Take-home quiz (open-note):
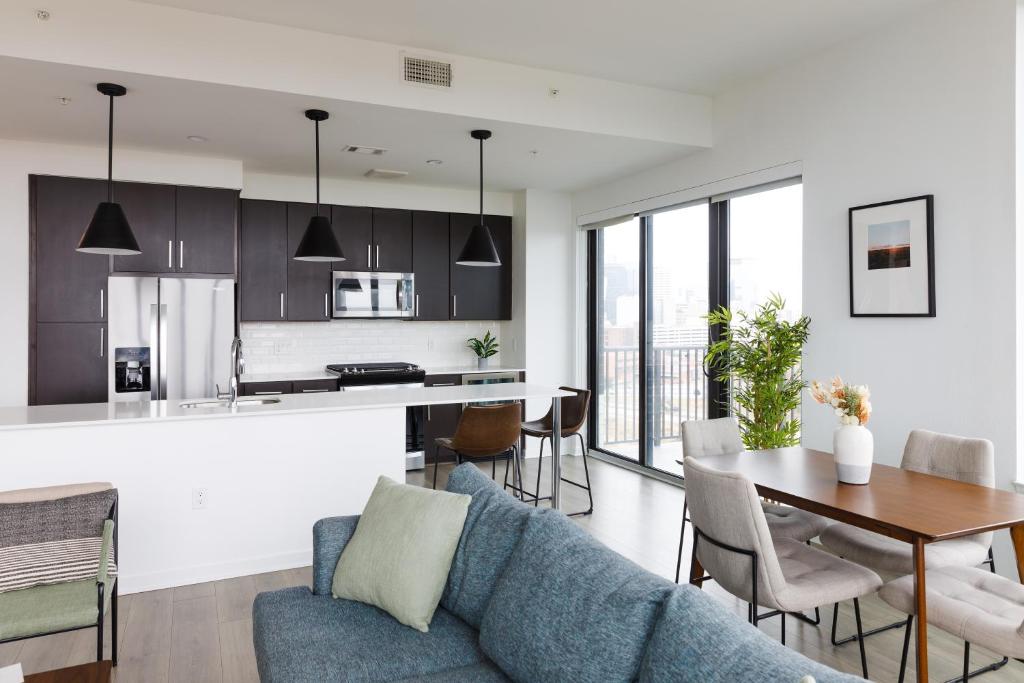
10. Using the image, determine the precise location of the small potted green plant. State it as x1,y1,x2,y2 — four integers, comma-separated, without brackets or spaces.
467,331,499,369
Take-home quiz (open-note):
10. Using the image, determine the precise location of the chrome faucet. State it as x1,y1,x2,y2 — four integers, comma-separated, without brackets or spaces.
218,336,245,406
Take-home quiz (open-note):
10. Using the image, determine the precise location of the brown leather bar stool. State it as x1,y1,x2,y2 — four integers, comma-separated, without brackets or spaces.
432,403,523,491
511,386,593,516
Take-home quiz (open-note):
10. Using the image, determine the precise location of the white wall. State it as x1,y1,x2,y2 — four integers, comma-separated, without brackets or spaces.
0,138,243,407
574,0,1020,566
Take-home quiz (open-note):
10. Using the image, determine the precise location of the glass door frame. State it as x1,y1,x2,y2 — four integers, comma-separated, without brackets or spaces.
587,200,731,474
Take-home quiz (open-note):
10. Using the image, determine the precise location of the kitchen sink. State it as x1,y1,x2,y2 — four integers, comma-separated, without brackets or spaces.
179,398,282,409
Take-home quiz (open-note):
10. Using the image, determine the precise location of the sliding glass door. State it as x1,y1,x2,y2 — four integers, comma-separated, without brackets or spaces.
588,181,802,475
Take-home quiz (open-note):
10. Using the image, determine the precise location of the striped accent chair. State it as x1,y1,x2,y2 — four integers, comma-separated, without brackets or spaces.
0,483,119,665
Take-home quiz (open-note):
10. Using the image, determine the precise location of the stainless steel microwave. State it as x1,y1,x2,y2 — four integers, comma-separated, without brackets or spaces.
331,271,415,318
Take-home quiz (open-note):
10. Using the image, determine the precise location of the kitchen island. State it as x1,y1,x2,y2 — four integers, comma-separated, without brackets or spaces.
0,383,572,593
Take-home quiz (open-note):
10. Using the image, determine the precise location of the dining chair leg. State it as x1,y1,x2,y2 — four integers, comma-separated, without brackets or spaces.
111,583,118,666
831,599,905,646
576,432,594,514
533,436,547,507
674,502,688,584
853,598,869,679
432,448,442,490
96,582,105,662
781,612,786,646
898,615,913,683
939,645,1010,683
491,453,497,480
962,642,971,683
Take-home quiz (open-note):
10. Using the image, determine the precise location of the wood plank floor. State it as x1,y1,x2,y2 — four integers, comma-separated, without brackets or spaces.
3,455,1020,681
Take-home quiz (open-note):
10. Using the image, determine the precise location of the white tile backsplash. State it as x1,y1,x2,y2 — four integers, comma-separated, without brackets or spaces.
240,320,511,375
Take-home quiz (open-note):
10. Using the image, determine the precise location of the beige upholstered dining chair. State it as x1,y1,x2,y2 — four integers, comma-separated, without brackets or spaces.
684,457,882,679
878,565,1023,682
674,417,832,583
821,429,996,648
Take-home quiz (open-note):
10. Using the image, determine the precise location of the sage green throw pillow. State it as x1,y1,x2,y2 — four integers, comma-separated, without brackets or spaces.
332,476,471,632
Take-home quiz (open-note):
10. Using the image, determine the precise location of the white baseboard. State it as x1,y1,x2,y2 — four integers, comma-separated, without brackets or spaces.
119,550,311,594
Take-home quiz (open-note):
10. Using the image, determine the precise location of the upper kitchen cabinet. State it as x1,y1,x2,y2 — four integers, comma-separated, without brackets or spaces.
112,181,176,273
449,213,512,320
371,208,413,272
32,176,110,323
330,205,373,271
411,211,450,321
240,199,288,322
287,202,332,321
175,186,238,274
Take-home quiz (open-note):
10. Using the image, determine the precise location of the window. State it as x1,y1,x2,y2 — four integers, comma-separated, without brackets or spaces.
588,181,802,476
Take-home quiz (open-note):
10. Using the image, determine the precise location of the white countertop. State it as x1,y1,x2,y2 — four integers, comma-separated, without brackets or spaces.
239,366,524,383
0,383,570,432
422,365,525,376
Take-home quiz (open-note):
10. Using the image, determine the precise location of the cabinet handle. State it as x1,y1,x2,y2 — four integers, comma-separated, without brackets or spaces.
99,327,104,358
100,289,105,319
168,240,173,269
179,241,184,269
375,245,380,269
324,292,330,318
415,294,419,317
301,388,329,393
432,382,455,387
453,295,457,318
367,244,371,267
254,391,283,395
279,292,285,319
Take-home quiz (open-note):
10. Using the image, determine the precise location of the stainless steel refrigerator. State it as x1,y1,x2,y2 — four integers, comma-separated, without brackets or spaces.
107,276,234,403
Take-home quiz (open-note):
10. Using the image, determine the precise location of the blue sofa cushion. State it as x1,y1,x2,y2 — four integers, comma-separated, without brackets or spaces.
393,661,511,682
478,509,675,683
253,586,487,683
312,515,360,596
638,586,863,683
441,463,535,628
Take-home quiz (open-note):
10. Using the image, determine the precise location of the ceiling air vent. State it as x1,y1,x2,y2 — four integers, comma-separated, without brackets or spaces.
344,144,387,155
403,55,452,88
365,169,409,180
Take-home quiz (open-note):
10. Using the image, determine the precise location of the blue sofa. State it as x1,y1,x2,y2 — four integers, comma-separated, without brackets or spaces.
253,464,859,682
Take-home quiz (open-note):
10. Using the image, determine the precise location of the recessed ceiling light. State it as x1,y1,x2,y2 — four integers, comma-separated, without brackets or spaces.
187,135,208,143
36,9,50,21
425,159,443,165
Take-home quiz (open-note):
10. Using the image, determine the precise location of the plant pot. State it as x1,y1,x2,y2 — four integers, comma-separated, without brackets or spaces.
833,424,873,485
477,357,489,370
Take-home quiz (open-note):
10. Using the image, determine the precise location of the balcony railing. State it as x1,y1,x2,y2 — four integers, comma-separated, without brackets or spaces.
597,345,708,446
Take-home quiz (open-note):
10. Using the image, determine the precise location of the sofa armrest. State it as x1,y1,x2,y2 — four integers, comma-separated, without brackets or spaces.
312,515,360,595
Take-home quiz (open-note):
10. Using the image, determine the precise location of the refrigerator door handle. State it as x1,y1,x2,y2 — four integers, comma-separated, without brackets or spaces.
158,303,168,400
150,303,160,400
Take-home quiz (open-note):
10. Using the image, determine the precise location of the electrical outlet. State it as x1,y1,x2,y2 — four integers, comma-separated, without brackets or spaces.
192,487,209,510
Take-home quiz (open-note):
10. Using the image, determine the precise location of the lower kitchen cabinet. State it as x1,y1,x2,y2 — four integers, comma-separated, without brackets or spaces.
239,381,293,396
292,379,339,393
34,323,107,405
422,374,462,465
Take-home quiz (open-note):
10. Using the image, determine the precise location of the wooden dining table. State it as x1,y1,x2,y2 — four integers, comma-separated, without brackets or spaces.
688,447,1024,683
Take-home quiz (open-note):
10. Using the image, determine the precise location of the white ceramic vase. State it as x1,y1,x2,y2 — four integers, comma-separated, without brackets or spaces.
833,424,873,485
477,356,489,369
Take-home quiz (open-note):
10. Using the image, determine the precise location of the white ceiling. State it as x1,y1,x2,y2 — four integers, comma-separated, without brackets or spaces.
0,57,699,192
136,0,938,94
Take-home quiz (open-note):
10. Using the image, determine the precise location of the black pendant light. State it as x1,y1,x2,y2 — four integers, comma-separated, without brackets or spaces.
456,129,501,267
77,83,141,255
294,109,345,262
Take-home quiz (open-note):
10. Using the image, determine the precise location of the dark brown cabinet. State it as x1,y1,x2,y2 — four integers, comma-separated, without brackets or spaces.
175,186,237,274
287,203,332,321
331,205,373,271
33,322,107,405
32,176,110,323
450,213,512,320
292,379,340,393
240,200,288,322
423,374,462,464
411,211,450,321
112,181,176,273
371,208,413,272
239,381,293,396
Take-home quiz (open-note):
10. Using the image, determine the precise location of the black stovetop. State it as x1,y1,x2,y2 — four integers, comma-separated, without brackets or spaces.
326,362,425,386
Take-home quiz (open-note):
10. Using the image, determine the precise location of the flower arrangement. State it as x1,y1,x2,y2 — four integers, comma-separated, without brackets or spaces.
810,377,872,426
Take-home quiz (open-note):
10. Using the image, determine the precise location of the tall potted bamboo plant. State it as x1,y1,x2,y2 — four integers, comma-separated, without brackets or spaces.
704,294,811,450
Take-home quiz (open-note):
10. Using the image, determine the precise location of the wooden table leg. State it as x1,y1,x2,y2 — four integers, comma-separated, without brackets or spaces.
912,537,928,683
1010,524,1024,582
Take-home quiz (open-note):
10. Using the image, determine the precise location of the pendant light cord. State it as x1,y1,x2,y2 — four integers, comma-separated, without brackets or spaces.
314,119,321,215
107,94,114,203
478,136,484,224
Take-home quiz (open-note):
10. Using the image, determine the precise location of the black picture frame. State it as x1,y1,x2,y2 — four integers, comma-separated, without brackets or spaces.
848,194,934,318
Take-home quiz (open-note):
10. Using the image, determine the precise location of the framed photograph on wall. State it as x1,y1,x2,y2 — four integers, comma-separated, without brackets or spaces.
849,195,934,317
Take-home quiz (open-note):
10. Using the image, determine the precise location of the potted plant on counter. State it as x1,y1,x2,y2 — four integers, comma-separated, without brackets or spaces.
704,293,811,450
467,331,499,369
